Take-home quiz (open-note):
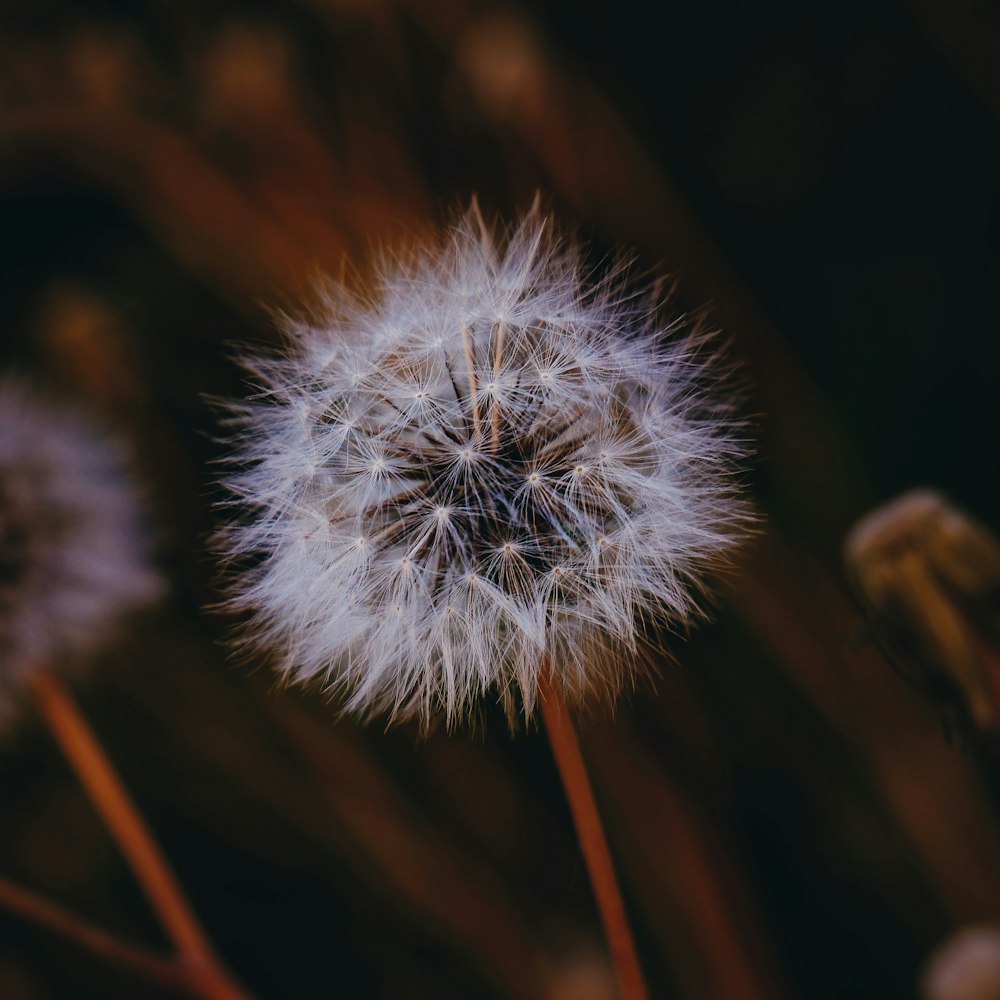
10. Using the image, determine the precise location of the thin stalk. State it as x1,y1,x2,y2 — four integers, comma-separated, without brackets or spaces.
0,873,188,991
26,669,253,1000
538,674,648,1000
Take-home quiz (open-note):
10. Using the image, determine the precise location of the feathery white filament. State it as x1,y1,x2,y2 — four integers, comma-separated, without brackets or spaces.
220,209,748,726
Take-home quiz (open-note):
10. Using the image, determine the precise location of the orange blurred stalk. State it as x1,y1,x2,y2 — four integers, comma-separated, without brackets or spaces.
538,674,648,1000
0,872,190,991
27,669,253,1000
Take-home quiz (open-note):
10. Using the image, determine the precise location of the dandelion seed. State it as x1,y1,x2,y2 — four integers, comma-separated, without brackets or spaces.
218,207,749,727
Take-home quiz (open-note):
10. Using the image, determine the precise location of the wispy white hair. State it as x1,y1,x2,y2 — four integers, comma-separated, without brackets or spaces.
0,382,162,707
218,207,750,727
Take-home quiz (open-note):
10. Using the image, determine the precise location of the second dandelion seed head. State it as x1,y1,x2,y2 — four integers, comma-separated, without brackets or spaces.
221,207,749,727
0,381,162,706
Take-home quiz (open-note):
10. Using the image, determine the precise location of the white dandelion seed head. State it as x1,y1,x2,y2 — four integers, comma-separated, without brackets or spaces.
0,381,162,709
218,207,750,727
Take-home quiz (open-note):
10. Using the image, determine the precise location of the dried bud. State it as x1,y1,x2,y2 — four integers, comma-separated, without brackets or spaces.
845,489,1000,731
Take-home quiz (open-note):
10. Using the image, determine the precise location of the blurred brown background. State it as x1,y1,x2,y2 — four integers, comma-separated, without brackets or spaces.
1,0,999,997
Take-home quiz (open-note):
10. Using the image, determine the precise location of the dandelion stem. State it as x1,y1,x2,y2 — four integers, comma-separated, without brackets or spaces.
538,674,648,1000
26,669,254,1000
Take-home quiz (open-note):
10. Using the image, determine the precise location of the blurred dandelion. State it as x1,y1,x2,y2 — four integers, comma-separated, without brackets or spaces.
0,381,252,1000
0,380,160,710
219,204,749,727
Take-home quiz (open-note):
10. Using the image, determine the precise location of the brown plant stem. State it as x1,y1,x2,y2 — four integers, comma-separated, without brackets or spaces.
26,668,253,1000
538,674,648,1000
0,873,188,991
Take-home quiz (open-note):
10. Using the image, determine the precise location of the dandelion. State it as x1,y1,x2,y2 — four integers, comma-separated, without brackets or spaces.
0,382,252,1000
0,380,160,705
218,204,750,1000
219,205,748,727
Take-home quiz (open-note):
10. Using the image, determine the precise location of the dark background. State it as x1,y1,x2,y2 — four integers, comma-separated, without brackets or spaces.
1,0,999,997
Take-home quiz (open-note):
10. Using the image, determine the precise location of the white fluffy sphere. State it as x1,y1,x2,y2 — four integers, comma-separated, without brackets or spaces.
219,209,749,726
